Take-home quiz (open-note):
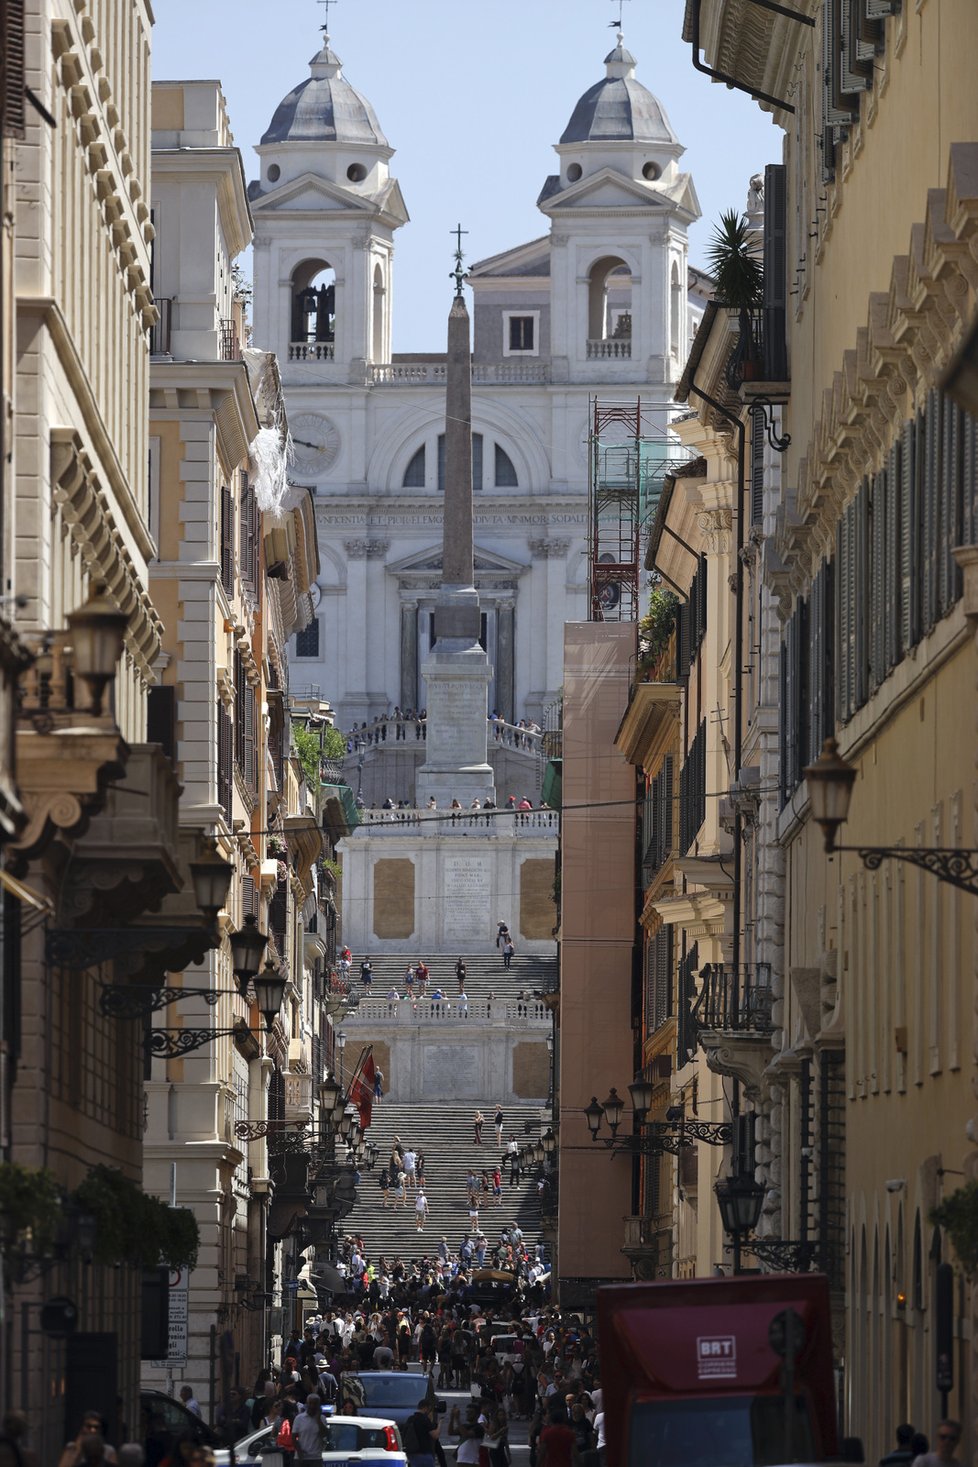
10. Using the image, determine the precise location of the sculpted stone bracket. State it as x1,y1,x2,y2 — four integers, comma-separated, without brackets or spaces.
698,1029,771,1102
10,724,129,871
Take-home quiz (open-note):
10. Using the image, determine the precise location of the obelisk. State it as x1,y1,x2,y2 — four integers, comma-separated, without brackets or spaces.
415,231,495,808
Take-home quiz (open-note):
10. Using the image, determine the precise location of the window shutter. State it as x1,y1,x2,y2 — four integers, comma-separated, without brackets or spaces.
835,506,853,723
1,0,26,140
244,681,255,791
147,685,177,763
854,484,870,710
885,441,900,671
900,418,918,653
797,599,810,787
940,395,962,616
220,484,234,594
763,164,788,382
841,0,873,93
922,394,940,634
963,407,978,550
869,471,884,695
750,411,765,526
780,639,790,808
663,755,674,853
823,559,836,743
810,569,824,764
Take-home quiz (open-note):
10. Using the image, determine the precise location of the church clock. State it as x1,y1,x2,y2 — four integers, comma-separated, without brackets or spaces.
290,413,340,476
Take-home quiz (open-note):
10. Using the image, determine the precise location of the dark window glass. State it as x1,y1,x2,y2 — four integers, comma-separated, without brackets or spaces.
295,619,320,659
495,444,518,487
403,445,426,488
508,316,534,351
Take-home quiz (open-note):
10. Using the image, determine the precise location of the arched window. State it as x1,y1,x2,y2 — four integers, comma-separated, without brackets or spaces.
291,259,336,347
494,444,518,487
438,433,483,492
587,256,632,358
402,446,426,488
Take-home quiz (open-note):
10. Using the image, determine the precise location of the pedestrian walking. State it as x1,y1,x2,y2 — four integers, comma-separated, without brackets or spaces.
494,1105,504,1145
466,1169,479,1206
416,1150,426,1189
402,1147,417,1191
913,1423,962,1467
415,1190,429,1232
379,1166,390,1208
506,1135,520,1185
455,957,467,994
881,1427,917,1467
502,937,515,970
479,1170,491,1208
359,958,373,987
492,1167,502,1206
473,1109,484,1143
374,1068,384,1102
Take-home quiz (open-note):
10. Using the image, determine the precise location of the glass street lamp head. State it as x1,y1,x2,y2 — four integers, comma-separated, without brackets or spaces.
319,1073,341,1114
628,1074,655,1122
190,841,234,920
66,580,130,717
714,1169,765,1239
804,737,857,853
336,1030,347,1054
584,1097,604,1139
602,1087,625,1136
541,1126,556,1156
229,914,269,989
253,962,286,1031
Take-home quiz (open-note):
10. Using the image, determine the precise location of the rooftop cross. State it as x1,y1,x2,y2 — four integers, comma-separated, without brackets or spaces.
450,223,469,297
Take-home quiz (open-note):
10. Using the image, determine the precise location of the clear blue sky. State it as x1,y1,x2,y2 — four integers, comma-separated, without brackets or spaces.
152,0,781,352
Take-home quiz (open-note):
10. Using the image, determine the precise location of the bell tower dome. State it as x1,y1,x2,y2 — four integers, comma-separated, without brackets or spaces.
249,32,408,384
538,35,700,385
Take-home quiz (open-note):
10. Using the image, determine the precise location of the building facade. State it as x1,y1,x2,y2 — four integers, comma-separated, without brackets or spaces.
680,0,978,1452
143,80,322,1412
248,30,703,742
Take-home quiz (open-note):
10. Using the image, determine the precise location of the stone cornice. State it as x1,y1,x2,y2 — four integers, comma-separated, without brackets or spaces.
51,430,162,679
774,145,978,600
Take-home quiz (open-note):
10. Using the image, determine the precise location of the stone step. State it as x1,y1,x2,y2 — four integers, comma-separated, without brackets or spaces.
347,953,556,1000
345,1100,548,1258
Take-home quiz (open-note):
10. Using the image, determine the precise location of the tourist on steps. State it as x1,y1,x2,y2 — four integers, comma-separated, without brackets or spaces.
415,1189,429,1232
473,1109,484,1143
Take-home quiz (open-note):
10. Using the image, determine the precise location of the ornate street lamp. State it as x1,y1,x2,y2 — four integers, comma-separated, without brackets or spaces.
714,1168,765,1275
252,963,286,1031
584,1097,605,1140
318,1073,342,1115
189,842,234,921
628,1074,655,1123
805,737,978,894
602,1087,625,1137
66,581,130,717
541,1126,557,1157
229,914,269,992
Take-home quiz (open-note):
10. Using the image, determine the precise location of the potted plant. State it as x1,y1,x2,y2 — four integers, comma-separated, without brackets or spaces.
707,210,764,381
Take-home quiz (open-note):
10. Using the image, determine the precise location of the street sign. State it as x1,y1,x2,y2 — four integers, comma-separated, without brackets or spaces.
148,1268,189,1367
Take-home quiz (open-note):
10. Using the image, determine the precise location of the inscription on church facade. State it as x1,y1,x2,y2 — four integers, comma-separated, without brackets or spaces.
442,854,491,941
319,511,587,529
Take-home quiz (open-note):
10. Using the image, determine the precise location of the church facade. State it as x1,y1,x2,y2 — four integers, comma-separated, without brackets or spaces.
249,32,703,734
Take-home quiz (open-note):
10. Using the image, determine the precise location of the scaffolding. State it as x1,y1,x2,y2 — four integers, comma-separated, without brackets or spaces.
588,398,693,622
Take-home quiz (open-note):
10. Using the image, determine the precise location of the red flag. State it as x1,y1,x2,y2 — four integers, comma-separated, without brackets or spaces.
349,1047,375,1131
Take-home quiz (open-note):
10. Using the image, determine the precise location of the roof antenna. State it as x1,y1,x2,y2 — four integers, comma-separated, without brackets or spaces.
318,0,337,35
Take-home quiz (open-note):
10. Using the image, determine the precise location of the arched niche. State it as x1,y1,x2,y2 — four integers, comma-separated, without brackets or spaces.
671,260,682,358
372,261,386,363
291,257,337,345
587,254,633,345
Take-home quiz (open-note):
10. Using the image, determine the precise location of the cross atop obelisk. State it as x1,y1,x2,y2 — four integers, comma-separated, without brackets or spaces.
415,232,494,807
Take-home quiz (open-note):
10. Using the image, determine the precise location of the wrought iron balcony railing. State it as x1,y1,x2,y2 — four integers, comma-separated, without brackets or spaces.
693,962,774,1035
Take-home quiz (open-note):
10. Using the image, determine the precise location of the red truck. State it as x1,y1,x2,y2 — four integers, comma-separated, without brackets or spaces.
598,1274,858,1467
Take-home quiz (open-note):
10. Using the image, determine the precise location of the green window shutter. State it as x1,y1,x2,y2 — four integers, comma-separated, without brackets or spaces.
854,484,870,710
940,395,962,615
922,393,940,633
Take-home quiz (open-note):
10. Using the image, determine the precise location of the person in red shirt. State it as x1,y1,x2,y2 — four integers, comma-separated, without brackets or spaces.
537,1401,575,1467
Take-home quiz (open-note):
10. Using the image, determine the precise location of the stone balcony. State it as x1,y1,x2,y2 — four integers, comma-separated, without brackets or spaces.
342,995,550,1028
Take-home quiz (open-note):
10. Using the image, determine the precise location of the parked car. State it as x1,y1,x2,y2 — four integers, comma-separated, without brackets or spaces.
212,1414,405,1467
140,1390,220,1449
490,1333,526,1371
342,1373,447,1431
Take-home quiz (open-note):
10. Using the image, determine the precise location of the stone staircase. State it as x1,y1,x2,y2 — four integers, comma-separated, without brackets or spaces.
344,1098,549,1260
350,951,557,1002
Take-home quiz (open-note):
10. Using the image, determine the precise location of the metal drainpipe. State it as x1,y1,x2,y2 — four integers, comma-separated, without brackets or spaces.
684,373,746,1113
688,0,801,115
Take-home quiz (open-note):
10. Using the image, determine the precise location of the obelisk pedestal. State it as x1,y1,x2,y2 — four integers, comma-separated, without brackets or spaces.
415,290,495,808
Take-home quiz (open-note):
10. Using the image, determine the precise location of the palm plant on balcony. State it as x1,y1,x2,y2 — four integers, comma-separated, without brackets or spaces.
707,210,764,381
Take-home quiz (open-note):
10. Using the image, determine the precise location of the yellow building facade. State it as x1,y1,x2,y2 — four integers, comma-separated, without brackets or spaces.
688,0,978,1451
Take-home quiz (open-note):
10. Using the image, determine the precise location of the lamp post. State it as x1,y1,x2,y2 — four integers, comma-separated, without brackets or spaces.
805,737,978,895
714,1168,765,1275
188,841,234,922
335,1029,346,1086
229,914,270,994
65,580,130,717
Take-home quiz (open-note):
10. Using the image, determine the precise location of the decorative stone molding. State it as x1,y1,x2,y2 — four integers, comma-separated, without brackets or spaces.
696,508,733,553
776,145,978,597
51,431,162,680
699,1032,771,1102
528,538,570,559
10,727,128,870
344,539,390,560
